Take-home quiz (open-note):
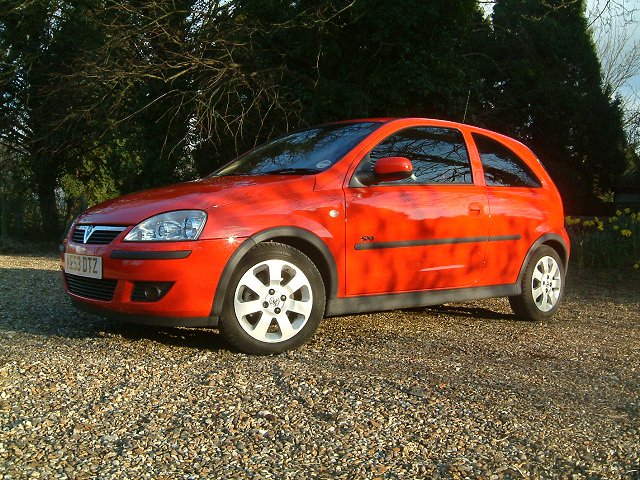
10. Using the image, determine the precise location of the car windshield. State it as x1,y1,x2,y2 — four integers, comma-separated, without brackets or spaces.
212,122,382,176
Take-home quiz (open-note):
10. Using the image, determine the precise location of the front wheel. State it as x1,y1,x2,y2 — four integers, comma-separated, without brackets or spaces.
509,245,565,321
219,242,325,355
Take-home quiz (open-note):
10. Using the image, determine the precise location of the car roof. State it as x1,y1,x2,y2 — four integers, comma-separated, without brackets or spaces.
321,117,533,154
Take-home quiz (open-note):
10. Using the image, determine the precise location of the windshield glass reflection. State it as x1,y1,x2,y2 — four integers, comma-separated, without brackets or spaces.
212,122,382,176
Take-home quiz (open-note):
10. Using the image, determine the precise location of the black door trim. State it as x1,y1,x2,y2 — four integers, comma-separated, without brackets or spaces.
354,234,521,251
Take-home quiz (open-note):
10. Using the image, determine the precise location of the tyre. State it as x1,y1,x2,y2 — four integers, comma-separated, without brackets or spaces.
509,245,565,321
219,242,325,355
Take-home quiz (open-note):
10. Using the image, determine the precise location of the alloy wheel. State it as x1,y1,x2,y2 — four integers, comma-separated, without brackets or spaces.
531,255,562,312
233,259,313,343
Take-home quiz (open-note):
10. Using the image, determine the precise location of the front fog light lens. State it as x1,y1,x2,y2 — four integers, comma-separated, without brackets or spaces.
125,210,207,241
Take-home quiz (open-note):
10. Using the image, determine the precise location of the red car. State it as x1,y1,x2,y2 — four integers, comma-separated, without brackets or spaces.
61,118,569,354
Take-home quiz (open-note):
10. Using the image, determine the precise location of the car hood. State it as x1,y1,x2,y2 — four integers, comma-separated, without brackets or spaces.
76,175,316,225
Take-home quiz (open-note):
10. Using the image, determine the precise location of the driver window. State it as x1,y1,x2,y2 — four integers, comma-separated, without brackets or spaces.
354,127,473,185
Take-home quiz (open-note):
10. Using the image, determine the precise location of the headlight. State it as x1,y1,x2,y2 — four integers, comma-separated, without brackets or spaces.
125,210,207,241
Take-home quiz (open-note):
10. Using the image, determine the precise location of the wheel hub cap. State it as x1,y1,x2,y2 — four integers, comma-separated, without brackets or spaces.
265,292,284,311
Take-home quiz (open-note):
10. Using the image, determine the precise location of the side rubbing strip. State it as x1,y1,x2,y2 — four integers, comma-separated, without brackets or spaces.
110,250,192,260
354,234,521,251
489,234,521,242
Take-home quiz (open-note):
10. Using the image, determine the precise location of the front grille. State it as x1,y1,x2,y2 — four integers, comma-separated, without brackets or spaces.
65,273,117,301
72,226,126,245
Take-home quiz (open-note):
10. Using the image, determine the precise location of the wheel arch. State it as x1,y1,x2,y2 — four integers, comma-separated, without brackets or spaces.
516,233,569,285
210,227,338,318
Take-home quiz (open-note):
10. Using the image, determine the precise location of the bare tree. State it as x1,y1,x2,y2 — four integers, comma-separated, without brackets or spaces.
62,0,356,160
588,0,640,149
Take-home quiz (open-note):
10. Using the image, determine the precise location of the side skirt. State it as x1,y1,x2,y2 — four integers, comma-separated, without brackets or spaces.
325,284,521,316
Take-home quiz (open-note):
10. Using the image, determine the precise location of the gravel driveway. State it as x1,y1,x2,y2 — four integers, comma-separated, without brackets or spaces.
0,253,638,479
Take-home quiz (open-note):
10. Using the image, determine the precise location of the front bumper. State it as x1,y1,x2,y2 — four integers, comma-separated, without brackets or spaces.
61,237,239,325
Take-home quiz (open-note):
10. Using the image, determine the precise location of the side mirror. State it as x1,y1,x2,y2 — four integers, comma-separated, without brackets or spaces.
373,156,413,182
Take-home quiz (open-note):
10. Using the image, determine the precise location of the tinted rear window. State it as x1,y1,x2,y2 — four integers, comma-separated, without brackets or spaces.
473,133,541,188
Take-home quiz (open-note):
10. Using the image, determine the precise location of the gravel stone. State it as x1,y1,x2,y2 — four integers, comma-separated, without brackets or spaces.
0,253,639,478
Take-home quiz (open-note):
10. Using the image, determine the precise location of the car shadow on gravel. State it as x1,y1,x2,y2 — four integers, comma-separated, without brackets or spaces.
0,266,234,352
414,304,515,321
101,320,231,352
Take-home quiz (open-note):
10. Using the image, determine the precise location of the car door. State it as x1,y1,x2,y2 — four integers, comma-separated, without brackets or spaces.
344,125,489,296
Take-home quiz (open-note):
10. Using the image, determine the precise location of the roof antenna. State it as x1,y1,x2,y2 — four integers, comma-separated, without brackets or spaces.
463,89,471,123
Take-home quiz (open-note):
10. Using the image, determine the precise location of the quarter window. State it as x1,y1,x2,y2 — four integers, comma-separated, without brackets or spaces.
473,133,541,187
358,127,473,185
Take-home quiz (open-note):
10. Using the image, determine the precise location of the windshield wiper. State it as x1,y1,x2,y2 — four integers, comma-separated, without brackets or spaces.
209,172,253,177
265,168,320,175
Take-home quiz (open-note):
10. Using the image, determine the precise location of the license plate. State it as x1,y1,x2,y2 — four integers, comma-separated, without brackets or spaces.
64,253,103,279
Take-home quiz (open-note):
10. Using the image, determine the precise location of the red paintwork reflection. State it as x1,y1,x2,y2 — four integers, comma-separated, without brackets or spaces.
61,118,569,321
78,176,316,226
345,185,489,294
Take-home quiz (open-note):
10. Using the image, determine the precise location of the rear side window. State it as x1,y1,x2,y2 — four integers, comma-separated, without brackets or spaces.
362,127,473,185
473,133,541,187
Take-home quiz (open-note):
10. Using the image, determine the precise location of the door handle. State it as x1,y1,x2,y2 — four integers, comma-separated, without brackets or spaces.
468,202,484,215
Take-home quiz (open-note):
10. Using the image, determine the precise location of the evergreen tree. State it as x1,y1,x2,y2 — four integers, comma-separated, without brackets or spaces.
287,0,487,123
0,1,105,237
486,0,627,212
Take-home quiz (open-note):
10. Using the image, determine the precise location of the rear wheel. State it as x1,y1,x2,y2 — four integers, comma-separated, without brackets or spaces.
509,245,564,321
220,242,325,355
